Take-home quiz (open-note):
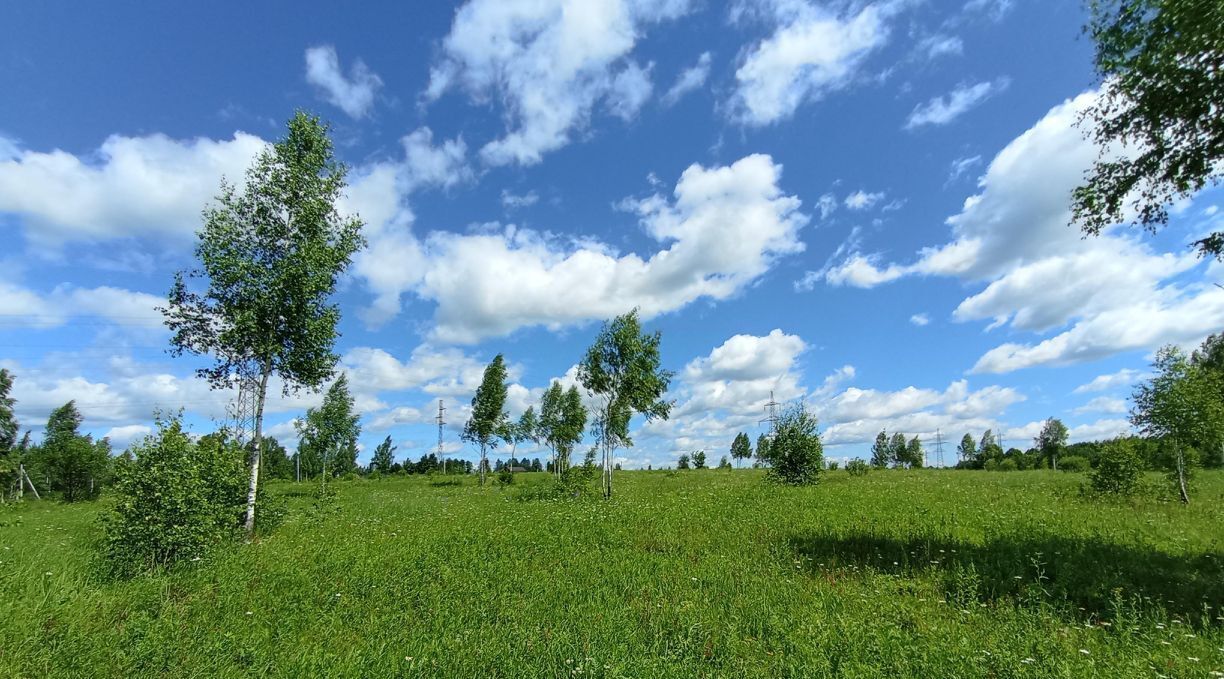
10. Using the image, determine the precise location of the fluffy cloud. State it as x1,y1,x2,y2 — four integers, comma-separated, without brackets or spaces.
1073,396,1128,415
662,52,712,106
641,329,811,454
817,380,1026,447
910,313,930,327
426,0,690,166
732,1,893,125
844,190,885,210
905,78,1009,129
0,132,265,246
356,153,808,342
1073,368,1145,394
819,90,1224,373
0,282,164,330
304,45,383,119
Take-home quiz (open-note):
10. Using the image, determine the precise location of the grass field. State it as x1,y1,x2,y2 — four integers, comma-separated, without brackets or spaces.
2,469,1222,678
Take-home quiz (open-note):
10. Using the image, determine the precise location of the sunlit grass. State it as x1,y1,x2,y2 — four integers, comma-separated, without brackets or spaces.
1,469,1221,677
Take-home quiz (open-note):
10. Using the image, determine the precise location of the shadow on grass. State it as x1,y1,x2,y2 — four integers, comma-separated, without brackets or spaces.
788,531,1224,626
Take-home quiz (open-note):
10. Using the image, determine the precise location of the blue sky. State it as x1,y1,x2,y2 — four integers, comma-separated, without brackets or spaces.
2,0,1222,468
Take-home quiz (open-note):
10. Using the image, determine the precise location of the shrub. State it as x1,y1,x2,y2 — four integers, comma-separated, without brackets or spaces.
983,459,1000,471
497,465,515,486
998,458,1018,472
1059,456,1090,473
1090,438,1144,496
100,416,248,577
846,459,869,477
827,461,840,471
763,404,824,486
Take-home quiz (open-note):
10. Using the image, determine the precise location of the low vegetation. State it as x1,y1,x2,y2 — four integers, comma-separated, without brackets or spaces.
2,470,1221,677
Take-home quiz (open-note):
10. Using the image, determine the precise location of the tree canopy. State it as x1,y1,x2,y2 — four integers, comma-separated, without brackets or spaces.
1073,0,1224,257
162,111,364,532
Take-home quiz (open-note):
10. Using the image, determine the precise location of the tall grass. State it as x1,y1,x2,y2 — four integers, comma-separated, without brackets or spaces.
1,470,1221,677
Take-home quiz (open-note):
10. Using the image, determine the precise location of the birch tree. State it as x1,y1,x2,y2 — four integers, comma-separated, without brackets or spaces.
462,354,510,486
577,310,673,499
163,111,364,534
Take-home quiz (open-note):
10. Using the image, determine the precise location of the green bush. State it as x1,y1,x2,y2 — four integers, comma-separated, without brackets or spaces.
1059,456,1090,473
496,465,515,486
100,416,249,577
983,459,1000,471
998,458,1018,472
764,404,824,486
1090,438,1144,496
846,459,869,477
827,461,840,471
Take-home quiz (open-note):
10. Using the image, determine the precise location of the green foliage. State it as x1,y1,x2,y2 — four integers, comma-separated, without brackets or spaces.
691,450,707,469
677,454,690,470
578,309,673,497
1035,418,1069,469
496,465,515,486
717,456,732,470
39,402,109,502
1091,438,1145,495
755,433,770,466
100,415,248,577
297,375,361,483
162,111,365,532
370,436,396,476
260,437,294,480
462,354,510,485
846,458,870,476
0,368,16,459
1059,456,1090,473
957,433,977,467
763,403,824,486
870,430,891,468
1074,0,1224,258
905,435,924,469
1132,345,1222,501
888,432,907,469
998,458,1019,472
730,432,752,466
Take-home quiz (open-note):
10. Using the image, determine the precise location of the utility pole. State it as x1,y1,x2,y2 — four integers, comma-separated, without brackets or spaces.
759,390,780,438
436,399,447,474
934,429,945,468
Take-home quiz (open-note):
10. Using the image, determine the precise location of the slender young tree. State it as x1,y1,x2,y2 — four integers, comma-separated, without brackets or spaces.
1132,345,1224,503
906,435,924,469
888,432,908,469
677,454,690,470
539,382,565,478
462,354,510,486
1034,418,1069,470
162,112,364,534
0,369,18,498
730,432,752,468
578,309,673,498
870,430,891,468
296,375,361,492
957,433,978,467
692,450,707,469
40,401,108,502
370,435,396,475
755,433,771,467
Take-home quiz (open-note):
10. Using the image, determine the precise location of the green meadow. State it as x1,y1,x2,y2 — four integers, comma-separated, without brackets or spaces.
2,469,1222,678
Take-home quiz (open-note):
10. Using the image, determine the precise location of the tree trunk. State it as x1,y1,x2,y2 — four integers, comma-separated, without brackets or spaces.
479,443,487,486
1176,447,1190,504
242,363,272,536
